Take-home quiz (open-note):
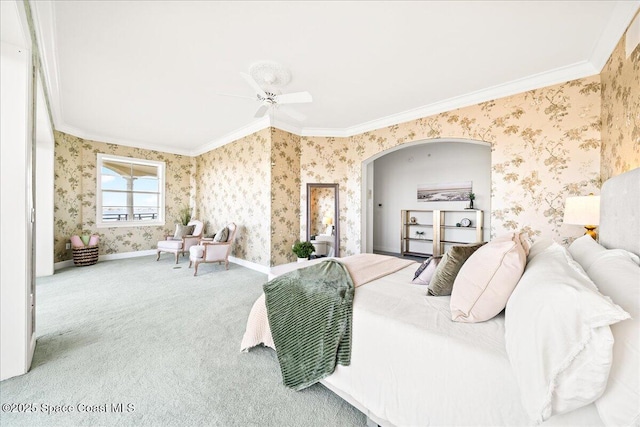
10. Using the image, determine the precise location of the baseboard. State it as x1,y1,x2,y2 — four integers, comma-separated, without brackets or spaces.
54,249,157,270
54,250,271,275
228,256,270,275
373,245,399,254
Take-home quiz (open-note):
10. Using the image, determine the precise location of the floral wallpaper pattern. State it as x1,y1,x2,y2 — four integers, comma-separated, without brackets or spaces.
58,25,640,266
269,128,301,266
54,131,193,262
299,77,602,255
55,75,603,266
600,18,640,181
195,128,301,267
195,129,272,266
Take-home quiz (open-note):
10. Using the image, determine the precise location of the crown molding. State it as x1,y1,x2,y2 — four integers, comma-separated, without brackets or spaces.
35,1,637,157
269,117,302,136
30,0,62,128
332,60,599,138
589,1,640,71
191,117,270,156
56,123,194,156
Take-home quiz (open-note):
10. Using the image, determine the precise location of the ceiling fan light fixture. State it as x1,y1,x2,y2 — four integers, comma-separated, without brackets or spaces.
249,61,291,88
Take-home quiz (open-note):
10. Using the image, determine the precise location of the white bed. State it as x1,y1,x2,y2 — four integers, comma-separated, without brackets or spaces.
244,167,639,427
319,265,603,427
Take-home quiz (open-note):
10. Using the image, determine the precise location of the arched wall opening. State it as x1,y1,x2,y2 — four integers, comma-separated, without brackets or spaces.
361,138,492,254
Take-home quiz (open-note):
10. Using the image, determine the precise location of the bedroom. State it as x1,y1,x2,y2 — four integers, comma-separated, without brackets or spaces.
1,1,639,426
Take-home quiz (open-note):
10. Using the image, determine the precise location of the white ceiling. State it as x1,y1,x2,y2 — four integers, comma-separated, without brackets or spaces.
32,1,639,156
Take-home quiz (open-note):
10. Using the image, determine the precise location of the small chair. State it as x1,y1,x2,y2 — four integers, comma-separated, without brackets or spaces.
157,219,204,264
189,222,237,276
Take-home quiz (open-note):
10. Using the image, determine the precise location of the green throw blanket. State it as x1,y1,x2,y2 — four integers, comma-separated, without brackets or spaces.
263,260,355,391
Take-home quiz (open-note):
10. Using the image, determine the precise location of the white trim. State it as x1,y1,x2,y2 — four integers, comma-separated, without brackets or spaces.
57,123,194,156
334,61,598,138
228,256,270,275
373,245,400,254
30,0,62,128
269,117,302,136
54,248,158,270
96,153,166,229
53,250,269,274
625,7,640,58
32,2,639,155
589,1,640,71
190,117,270,156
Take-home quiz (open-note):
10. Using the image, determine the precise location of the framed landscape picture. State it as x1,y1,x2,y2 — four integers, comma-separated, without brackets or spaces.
417,181,472,202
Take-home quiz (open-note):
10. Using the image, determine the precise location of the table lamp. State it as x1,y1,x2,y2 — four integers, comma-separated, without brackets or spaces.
322,216,334,235
563,194,600,239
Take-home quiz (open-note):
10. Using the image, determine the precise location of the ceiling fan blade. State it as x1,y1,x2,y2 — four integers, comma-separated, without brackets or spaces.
276,91,313,104
241,72,267,98
254,104,269,118
215,92,255,100
278,106,306,122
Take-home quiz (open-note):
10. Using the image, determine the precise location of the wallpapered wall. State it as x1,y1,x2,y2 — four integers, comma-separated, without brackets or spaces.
54,75,602,265
600,19,640,181
269,128,301,266
194,127,301,267
299,76,602,255
53,131,194,262
195,128,272,266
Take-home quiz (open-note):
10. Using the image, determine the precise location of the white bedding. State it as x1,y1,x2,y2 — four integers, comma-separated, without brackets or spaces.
320,264,604,427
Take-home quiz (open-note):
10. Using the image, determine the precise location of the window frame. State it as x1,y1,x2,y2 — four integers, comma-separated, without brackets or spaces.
96,153,165,228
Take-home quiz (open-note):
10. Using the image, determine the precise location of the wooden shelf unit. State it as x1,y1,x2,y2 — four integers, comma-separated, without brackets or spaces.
401,209,484,258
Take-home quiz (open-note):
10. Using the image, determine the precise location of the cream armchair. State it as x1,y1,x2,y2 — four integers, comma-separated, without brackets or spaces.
156,219,204,264
189,222,237,276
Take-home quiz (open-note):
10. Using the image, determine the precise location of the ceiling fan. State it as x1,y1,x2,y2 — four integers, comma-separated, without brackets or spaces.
218,61,312,121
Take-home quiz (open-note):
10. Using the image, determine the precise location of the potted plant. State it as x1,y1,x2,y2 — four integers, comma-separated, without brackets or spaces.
178,205,192,226
292,241,315,262
468,192,475,209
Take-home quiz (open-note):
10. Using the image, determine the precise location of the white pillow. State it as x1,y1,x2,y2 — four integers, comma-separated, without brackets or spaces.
526,237,554,262
580,246,640,427
450,232,526,322
569,234,640,270
505,243,630,423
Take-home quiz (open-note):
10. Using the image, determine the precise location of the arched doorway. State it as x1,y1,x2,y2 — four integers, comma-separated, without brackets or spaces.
361,138,491,255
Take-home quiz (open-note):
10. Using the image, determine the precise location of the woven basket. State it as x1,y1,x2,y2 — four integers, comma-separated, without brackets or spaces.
72,245,99,266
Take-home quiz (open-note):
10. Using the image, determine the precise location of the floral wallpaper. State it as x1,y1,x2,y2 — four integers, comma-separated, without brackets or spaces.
54,74,603,266
195,128,272,266
269,128,301,266
600,16,640,181
299,77,602,255
53,131,194,263
59,27,640,267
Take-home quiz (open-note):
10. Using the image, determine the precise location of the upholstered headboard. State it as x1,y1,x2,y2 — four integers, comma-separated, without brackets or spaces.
599,167,640,257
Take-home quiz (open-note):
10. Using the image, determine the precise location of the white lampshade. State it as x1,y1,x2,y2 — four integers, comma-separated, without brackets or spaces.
563,195,600,226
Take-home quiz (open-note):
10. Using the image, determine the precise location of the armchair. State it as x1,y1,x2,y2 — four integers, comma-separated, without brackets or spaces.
189,222,237,276
156,219,204,264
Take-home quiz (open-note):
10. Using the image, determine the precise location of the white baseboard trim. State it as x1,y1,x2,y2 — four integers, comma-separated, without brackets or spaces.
54,249,157,270
228,256,270,275
373,245,400,254
54,250,272,275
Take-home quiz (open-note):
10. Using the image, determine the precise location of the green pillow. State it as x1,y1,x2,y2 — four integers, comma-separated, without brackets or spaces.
428,243,485,296
80,235,91,246
213,226,229,242
173,224,195,239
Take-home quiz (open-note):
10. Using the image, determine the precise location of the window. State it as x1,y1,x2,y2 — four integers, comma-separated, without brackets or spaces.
97,154,165,228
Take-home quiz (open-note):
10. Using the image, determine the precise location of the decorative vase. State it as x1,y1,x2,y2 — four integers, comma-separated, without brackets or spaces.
297,257,308,263
469,200,474,209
